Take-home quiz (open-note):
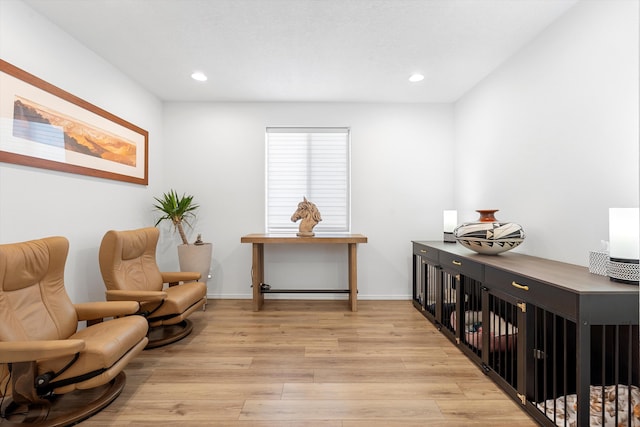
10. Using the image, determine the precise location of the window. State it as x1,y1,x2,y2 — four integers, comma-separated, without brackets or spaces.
266,127,350,233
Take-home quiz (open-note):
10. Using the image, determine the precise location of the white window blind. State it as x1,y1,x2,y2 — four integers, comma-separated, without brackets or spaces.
266,127,350,233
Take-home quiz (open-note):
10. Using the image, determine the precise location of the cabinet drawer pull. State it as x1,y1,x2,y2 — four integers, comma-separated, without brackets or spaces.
420,249,427,254
511,281,529,291
452,260,462,266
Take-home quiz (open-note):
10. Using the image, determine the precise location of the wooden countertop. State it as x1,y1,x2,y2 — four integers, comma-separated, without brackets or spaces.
242,233,368,244
413,241,638,295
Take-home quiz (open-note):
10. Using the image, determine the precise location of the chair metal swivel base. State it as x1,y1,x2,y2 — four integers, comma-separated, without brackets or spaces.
0,371,126,427
145,319,194,349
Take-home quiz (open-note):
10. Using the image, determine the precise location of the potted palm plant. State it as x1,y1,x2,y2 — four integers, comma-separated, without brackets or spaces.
153,189,212,284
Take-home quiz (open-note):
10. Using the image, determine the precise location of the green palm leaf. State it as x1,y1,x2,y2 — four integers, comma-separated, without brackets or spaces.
153,189,199,244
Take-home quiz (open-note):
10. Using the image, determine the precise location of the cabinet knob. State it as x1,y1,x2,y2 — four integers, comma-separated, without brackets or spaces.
452,260,462,266
511,281,529,291
420,249,427,253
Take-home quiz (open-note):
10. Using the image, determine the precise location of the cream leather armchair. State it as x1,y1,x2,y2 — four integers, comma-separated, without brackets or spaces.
99,227,207,349
0,236,149,426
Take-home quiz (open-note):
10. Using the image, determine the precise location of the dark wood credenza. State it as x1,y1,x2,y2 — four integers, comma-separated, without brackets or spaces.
412,241,639,426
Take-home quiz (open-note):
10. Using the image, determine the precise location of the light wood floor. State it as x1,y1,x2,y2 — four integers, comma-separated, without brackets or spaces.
84,299,538,426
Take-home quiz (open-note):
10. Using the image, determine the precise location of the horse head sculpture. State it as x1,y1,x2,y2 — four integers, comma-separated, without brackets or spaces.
291,197,322,237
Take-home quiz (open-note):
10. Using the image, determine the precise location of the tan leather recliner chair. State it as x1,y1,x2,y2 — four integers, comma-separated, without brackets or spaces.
0,236,149,426
99,227,207,349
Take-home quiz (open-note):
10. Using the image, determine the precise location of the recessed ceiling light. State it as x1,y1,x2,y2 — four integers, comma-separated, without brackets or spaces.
409,73,424,83
191,71,208,82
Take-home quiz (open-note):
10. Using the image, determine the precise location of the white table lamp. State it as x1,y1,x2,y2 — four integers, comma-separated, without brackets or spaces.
443,210,457,243
608,207,639,284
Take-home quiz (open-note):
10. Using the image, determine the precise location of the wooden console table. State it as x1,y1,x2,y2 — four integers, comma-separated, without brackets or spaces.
240,233,368,311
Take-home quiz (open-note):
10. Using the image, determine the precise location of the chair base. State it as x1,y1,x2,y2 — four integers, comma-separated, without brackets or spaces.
0,371,126,427
145,319,194,349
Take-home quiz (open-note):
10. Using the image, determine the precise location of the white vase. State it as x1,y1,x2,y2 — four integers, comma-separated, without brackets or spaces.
454,210,525,255
177,243,212,283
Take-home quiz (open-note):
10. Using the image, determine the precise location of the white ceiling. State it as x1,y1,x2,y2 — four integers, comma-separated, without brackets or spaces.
24,0,578,103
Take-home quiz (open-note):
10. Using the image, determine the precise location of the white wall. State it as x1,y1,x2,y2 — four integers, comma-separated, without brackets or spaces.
161,103,454,299
2,0,637,304
454,0,639,266
0,1,165,302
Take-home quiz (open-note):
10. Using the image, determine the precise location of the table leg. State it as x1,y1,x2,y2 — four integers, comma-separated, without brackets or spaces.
348,243,358,312
252,243,264,311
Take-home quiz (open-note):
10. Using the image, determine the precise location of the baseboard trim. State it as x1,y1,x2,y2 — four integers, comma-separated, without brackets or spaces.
206,293,411,300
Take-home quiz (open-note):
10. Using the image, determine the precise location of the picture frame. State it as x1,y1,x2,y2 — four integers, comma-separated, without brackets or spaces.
0,59,148,185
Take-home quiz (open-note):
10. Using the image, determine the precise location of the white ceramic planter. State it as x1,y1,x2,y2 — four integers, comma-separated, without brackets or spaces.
177,243,212,283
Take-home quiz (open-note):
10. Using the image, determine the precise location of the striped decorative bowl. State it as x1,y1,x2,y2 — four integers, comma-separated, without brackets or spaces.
454,210,525,255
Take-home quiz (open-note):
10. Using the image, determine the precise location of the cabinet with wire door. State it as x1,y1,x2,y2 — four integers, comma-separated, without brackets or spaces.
438,250,483,349
411,241,639,427
485,264,639,427
412,242,440,323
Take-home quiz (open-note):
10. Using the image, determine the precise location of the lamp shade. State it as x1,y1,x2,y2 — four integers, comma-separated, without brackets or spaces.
443,210,457,233
443,210,457,243
609,208,639,260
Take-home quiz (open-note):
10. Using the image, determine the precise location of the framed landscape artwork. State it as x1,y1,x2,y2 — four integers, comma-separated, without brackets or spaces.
0,59,148,185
